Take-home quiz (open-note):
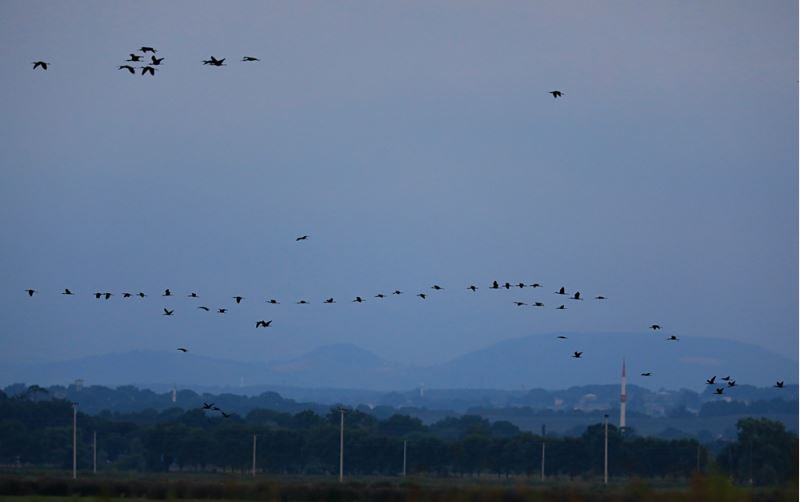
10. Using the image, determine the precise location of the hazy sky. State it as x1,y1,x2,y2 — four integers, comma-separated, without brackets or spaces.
1,1,796,374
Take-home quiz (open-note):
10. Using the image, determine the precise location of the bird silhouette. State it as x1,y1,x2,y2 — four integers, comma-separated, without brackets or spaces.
714,387,724,395
203,56,226,66
706,376,716,385
375,294,385,298
233,296,244,304
296,235,309,241
641,372,652,376
467,285,478,292
491,281,500,289
267,299,280,304
140,47,156,54
122,293,132,298
221,411,231,418
163,289,172,297
202,402,214,409
595,296,607,300
242,56,260,62
32,61,48,70
572,351,583,358
417,293,427,299
103,293,112,300
504,282,511,290
212,406,221,411
513,301,527,306
126,54,142,62
296,300,309,305
163,308,174,316
555,287,566,295
533,302,545,307
530,283,542,288
650,324,661,330
150,56,164,65
774,381,784,388
431,285,443,290
137,292,146,298
556,335,567,339
25,289,36,297
197,306,210,311
94,292,102,299
392,290,403,295
177,347,188,352
141,66,156,76
353,297,365,303
666,335,679,341
255,320,272,328
556,305,566,310
571,292,582,300
118,65,135,74
720,376,731,381
549,90,563,98
188,292,199,298
61,289,73,295
217,308,227,314
324,298,336,304
727,380,736,387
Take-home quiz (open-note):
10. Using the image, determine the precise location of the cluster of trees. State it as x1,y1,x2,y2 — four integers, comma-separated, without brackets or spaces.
0,388,795,485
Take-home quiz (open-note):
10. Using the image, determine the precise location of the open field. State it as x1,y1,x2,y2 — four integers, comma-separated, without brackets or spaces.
0,472,796,502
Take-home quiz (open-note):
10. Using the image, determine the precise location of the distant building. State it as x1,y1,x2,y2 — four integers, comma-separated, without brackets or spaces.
620,359,627,430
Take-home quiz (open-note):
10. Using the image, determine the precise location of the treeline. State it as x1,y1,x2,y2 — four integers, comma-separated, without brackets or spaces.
0,390,796,485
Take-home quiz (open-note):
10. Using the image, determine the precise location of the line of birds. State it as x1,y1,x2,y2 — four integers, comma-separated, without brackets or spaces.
32,46,262,75
201,401,232,418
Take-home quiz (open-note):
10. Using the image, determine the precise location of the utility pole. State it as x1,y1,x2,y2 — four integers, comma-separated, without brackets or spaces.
402,440,407,477
252,434,257,477
541,424,546,482
72,403,78,480
339,408,345,483
92,431,97,474
603,414,609,486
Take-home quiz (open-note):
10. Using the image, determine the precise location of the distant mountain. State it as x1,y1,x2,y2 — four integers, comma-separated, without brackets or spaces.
1,333,795,392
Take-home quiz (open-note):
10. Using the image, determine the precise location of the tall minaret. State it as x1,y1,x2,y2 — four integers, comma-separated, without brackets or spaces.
619,358,627,431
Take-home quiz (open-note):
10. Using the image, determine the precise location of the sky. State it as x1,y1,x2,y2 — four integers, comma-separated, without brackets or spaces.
0,1,797,379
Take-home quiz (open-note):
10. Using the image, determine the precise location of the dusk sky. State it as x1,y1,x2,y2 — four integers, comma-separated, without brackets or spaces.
1,1,796,379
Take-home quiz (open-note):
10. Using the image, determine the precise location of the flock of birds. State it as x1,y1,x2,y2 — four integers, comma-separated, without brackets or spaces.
23,47,785,399
31,46,262,76
21,235,787,395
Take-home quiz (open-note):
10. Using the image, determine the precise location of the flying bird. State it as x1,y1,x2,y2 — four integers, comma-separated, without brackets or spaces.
141,66,156,76
150,56,164,65
118,65,135,74
25,289,36,297
197,306,210,311
242,56,260,62
431,285,443,290
714,387,724,395
417,293,427,299
393,290,403,295
296,300,309,305
62,289,73,295
353,297,365,303
103,293,112,300
641,372,652,376
666,335,679,341
233,296,244,304
255,320,272,328
122,293,132,298
296,235,309,241
555,287,566,295
202,402,214,409
467,285,478,292
706,376,716,385
188,292,199,298
720,376,731,381
177,347,188,352
324,298,335,304
649,324,661,330
549,90,563,98
530,283,542,288
163,289,172,297
32,61,48,70
595,296,607,300
203,56,226,66
513,301,527,306
571,292,582,300
221,412,231,418
490,281,500,289
163,308,174,316
556,335,567,339
267,299,280,304
503,282,511,290
572,351,583,358
94,292,102,299
137,292,146,298
140,46,157,53
533,302,545,307
556,305,566,310
727,380,736,387
126,54,142,62
375,294,385,298
217,308,227,314
774,381,784,388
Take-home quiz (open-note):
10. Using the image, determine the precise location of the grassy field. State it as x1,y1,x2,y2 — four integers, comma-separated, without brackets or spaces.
0,471,795,501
